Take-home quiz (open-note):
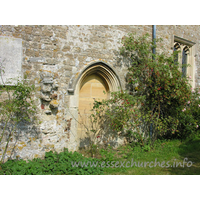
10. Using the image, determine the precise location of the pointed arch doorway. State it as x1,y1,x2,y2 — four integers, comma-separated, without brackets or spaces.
68,61,122,149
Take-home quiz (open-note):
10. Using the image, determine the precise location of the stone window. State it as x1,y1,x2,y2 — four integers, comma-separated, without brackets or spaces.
173,36,196,88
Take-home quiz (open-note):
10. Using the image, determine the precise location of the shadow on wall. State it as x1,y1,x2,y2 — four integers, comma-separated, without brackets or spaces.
79,130,126,150
0,119,41,163
113,49,133,91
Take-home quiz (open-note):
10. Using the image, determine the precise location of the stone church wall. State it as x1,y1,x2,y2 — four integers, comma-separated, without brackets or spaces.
0,25,200,161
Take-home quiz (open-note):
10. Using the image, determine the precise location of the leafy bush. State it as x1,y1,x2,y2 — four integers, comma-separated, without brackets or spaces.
92,91,146,146
120,33,196,140
99,146,115,162
91,33,200,146
0,149,104,175
176,88,200,140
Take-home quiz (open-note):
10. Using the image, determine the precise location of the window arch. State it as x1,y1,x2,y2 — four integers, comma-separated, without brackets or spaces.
182,46,189,77
173,36,196,88
173,42,181,64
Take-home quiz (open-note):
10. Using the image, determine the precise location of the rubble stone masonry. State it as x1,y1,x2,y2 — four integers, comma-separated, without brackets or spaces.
0,25,199,161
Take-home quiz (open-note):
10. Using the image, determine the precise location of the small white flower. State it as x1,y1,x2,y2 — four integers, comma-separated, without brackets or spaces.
182,108,186,112
197,125,199,128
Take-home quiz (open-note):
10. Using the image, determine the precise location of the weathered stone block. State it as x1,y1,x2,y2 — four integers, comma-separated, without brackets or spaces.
49,100,59,109
29,57,46,63
40,92,51,101
41,84,52,92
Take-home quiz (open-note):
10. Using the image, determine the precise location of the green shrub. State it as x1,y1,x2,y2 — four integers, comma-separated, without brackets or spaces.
176,88,200,140
91,33,200,146
99,147,115,162
0,149,104,175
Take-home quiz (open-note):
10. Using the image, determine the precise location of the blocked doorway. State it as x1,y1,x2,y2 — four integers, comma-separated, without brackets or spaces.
78,74,109,139
68,61,122,150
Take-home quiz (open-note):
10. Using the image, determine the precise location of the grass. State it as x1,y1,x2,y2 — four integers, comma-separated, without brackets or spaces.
111,138,200,175
80,136,200,175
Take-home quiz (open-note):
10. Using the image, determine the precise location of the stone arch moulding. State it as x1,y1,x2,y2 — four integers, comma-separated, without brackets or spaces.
67,60,122,151
67,60,122,96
